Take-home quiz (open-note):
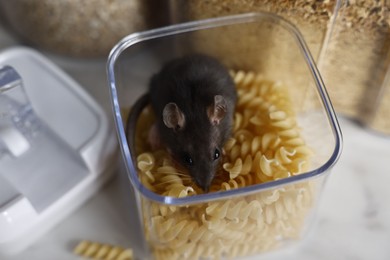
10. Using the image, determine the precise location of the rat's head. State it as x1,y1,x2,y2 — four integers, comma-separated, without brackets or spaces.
162,95,231,192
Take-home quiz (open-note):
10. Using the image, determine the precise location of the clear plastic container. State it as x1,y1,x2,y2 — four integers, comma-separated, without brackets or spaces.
107,13,342,260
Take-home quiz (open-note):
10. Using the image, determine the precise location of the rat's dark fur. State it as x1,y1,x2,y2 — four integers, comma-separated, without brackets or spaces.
149,54,237,191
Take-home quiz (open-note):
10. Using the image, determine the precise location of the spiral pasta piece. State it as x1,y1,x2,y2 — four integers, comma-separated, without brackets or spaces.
223,158,242,179
74,240,133,260
131,70,316,260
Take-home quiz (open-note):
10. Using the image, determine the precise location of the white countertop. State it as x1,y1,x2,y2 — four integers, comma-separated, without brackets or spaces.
1,24,390,260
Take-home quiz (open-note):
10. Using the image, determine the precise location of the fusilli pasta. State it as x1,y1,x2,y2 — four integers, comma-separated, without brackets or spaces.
74,240,133,260
132,70,316,259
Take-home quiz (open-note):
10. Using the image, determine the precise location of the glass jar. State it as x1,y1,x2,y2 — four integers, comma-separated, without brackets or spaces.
320,0,390,134
0,0,167,57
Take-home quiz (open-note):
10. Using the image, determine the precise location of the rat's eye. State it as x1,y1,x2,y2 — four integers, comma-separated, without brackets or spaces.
214,148,220,160
183,153,193,166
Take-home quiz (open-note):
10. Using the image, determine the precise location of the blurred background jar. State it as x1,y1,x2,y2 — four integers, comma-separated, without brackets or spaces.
0,0,168,58
319,0,390,134
169,0,340,68
169,0,390,135
167,0,341,122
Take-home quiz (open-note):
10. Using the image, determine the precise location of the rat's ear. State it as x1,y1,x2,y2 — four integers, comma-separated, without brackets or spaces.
163,103,186,131
208,95,227,125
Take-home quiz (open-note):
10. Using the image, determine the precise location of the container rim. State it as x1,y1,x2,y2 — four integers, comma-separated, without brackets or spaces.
106,12,343,205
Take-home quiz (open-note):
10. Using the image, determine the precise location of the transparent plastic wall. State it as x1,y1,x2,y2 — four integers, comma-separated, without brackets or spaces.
107,13,342,260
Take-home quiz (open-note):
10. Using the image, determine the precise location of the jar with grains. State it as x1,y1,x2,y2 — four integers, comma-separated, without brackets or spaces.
169,0,390,135
0,0,168,58
169,0,340,68
167,1,340,114
320,0,390,134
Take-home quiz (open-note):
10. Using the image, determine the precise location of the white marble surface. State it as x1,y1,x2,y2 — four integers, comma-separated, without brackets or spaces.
1,23,390,260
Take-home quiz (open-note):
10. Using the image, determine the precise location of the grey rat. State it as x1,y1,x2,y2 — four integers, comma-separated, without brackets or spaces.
149,54,237,192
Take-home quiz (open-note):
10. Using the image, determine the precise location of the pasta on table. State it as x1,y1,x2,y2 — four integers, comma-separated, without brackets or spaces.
74,240,133,260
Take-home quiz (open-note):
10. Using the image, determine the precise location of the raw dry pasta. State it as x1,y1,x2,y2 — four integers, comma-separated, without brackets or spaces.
134,70,315,259
73,240,133,260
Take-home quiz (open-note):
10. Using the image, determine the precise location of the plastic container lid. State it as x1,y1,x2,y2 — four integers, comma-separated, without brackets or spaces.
0,47,118,256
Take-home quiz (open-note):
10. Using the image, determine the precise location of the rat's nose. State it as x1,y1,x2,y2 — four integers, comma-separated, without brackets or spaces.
197,181,210,193
194,175,212,193
202,184,210,193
